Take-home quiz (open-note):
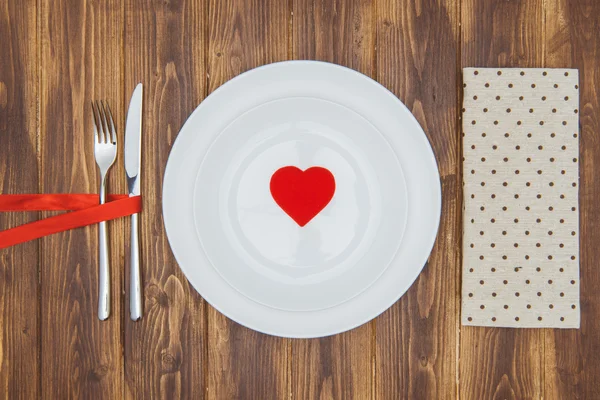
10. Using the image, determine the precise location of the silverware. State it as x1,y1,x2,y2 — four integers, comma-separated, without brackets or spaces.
92,101,117,321
125,84,143,321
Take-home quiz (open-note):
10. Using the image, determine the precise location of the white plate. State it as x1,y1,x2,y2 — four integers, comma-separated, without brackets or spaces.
163,61,441,338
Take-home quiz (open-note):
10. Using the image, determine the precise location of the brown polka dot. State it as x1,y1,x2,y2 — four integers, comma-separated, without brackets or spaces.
526,280,530,284
480,280,484,285
560,292,565,297
531,83,536,88
538,316,543,321
503,280,508,284
485,83,490,87
474,70,479,75
550,304,554,309
469,268,474,272
504,133,509,137
543,71,548,76
480,304,485,309
565,96,569,101
519,96,524,101
473,95,478,100
572,304,576,309
527,304,532,309
540,121,544,125
492,145,498,150
492,169,497,174
551,132,556,138
468,316,473,321
515,292,520,297
527,133,532,138
548,280,553,284
492,317,496,322
472,120,477,125
468,292,473,297
504,304,509,309
571,280,576,284
560,317,565,321
515,317,520,321
538,145,543,150
537,292,542,296
537,267,542,272
542,96,547,101
496,95,501,100
506,108,512,113
554,83,559,88
520,71,525,76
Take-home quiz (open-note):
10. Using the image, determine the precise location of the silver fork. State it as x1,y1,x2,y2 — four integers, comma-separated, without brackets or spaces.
92,101,117,321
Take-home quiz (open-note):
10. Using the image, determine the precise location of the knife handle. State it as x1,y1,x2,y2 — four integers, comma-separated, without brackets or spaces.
130,212,142,321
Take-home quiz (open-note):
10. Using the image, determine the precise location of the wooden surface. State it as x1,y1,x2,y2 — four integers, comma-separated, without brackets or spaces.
0,0,598,398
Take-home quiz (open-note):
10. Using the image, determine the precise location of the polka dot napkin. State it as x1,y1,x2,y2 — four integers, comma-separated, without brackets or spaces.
462,68,580,328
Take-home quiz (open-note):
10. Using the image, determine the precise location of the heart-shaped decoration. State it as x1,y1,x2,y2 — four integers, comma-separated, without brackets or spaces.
270,166,336,227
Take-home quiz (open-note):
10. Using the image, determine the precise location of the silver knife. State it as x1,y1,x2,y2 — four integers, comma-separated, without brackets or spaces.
125,83,143,321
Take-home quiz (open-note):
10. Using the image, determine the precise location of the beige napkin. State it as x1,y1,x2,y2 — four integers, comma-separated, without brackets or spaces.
461,68,580,328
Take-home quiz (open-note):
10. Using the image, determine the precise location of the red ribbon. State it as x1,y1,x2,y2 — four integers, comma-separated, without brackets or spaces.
0,194,142,249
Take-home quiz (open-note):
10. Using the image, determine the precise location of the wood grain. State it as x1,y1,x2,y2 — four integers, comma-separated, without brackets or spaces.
459,0,545,399
123,0,206,398
544,0,600,398
291,0,374,398
0,0,39,398
206,0,289,398
375,0,460,398
39,1,124,398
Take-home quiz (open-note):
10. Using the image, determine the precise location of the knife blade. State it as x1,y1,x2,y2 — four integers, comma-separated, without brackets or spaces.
125,83,143,194
125,83,143,321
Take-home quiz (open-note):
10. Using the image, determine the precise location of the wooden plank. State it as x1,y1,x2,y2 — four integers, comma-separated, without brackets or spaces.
544,0,600,398
459,0,545,399
374,0,460,398
291,0,374,398
0,0,39,398
39,1,124,398
206,0,289,398
123,1,206,398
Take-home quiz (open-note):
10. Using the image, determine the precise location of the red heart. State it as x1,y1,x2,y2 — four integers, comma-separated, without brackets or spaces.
270,166,336,227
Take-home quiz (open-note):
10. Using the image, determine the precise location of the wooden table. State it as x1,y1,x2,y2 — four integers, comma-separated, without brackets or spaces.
1,0,598,398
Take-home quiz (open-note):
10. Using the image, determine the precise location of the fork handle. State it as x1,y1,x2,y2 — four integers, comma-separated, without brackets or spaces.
98,177,110,320
130,212,142,320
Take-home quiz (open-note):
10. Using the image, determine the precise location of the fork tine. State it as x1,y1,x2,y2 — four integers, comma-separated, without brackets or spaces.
103,101,117,144
99,101,110,143
92,101,100,143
